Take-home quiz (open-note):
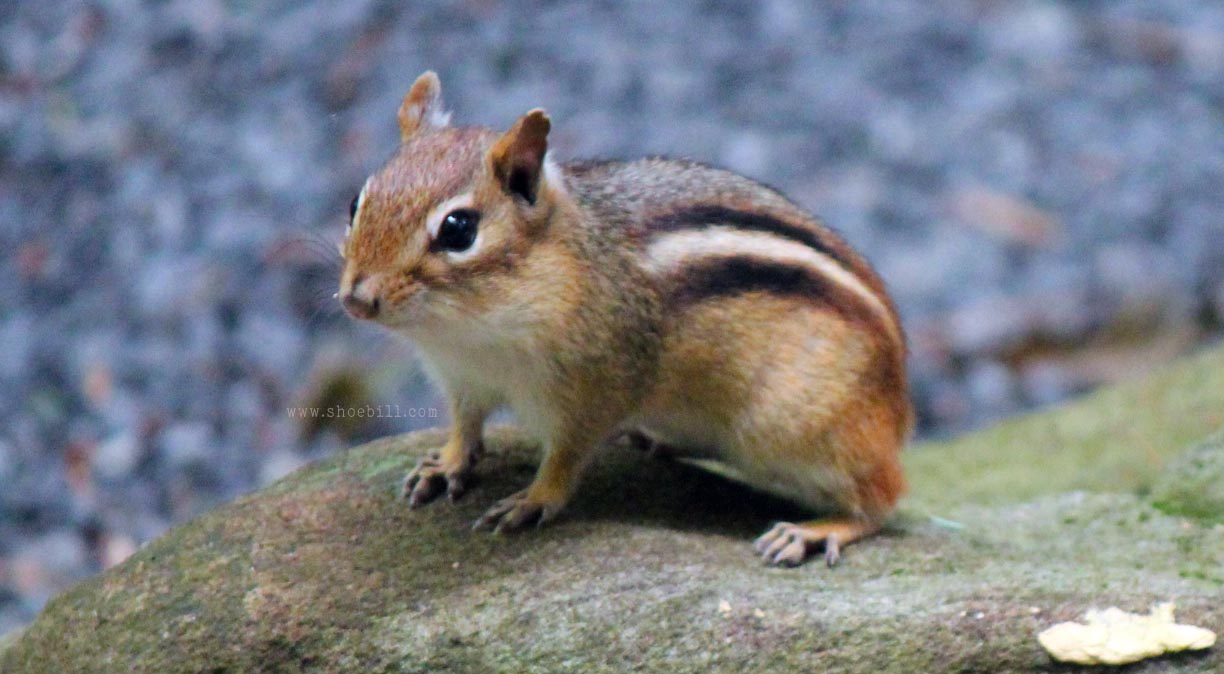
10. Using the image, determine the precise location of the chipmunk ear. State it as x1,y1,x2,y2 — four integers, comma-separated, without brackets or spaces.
490,109,551,205
398,71,450,140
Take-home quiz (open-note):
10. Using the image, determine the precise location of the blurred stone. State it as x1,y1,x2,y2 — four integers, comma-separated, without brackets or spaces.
9,531,87,607
719,130,771,179
0,440,12,488
1214,279,1224,324
1094,241,1180,309
986,2,1080,62
0,606,24,641
1095,17,1184,66
62,440,94,504
0,314,34,381
1020,359,1079,407
259,448,309,487
93,431,141,481
297,367,375,442
869,105,919,162
136,254,196,320
1026,287,1095,344
927,381,973,432
965,360,1017,415
224,381,263,424
945,293,1029,355
99,534,137,570
237,313,306,383
14,243,49,280
158,422,214,469
81,364,112,407
1184,26,1224,77
949,187,1061,247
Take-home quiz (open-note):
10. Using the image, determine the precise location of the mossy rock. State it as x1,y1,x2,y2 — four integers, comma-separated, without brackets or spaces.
0,631,21,661
5,347,1224,673
1151,430,1224,524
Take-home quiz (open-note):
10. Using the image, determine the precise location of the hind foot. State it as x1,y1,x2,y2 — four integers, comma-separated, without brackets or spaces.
754,518,880,567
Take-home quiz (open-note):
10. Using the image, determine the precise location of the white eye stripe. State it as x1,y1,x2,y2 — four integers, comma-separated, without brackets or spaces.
424,192,484,262
349,177,372,234
425,192,476,238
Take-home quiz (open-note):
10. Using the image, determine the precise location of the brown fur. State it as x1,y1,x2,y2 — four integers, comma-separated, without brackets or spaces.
339,72,912,564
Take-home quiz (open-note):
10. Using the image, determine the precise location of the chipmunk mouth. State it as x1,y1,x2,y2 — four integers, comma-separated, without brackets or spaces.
367,285,434,331
337,270,382,321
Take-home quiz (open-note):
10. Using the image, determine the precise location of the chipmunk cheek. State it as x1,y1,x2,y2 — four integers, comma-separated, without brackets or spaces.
377,280,440,327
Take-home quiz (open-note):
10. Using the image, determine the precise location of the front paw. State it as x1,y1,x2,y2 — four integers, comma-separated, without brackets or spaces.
472,490,565,534
400,452,471,507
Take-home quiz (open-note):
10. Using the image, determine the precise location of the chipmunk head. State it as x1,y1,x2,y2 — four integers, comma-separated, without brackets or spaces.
338,71,558,332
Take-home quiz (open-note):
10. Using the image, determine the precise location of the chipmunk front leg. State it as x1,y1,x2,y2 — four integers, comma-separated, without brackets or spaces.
473,426,601,534
402,397,488,506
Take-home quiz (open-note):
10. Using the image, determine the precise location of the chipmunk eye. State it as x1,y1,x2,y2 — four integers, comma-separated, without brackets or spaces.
435,209,480,252
349,192,360,222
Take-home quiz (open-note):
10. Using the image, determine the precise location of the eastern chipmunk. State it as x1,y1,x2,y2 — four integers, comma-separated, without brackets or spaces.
339,72,912,566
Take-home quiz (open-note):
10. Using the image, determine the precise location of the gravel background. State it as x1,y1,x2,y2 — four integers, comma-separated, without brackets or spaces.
3,0,1224,636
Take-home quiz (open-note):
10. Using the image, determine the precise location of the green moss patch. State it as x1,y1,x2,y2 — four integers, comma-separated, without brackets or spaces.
1151,430,1224,523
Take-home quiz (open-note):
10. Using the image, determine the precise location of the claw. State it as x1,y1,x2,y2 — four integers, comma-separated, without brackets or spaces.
753,522,787,553
752,519,877,567
824,534,841,568
493,503,543,534
401,452,470,508
446,474,468,502
755,523,809,566
472,498,514,531
409,474,444,508
473,490,562,534
761,530,793,560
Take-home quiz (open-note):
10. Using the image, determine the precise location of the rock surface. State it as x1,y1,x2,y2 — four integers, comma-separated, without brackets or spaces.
3,347,1224,673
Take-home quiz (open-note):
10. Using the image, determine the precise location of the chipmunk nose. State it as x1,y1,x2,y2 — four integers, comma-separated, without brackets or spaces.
340,274,381,320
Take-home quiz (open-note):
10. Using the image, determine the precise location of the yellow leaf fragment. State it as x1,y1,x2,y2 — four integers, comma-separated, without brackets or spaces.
1038,603,1216,665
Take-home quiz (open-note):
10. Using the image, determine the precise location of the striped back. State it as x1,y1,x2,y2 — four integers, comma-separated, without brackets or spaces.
641,203,903,349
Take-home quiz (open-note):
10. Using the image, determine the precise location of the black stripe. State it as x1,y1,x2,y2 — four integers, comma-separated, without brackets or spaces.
669,256,883,332
650,205,849,269
670,256,822,305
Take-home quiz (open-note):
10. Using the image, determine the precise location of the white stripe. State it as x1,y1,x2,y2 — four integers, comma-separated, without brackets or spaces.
348,177,372,236
646,228,899,340
426,192,475,238
425,192,484,262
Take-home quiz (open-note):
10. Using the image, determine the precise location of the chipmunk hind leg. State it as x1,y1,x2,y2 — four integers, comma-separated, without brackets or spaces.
742,378,909,567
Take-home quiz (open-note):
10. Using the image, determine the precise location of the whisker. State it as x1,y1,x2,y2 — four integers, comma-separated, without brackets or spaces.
301,276,345,328
269,224,350,329
271,229,345,271
305,296,340,328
